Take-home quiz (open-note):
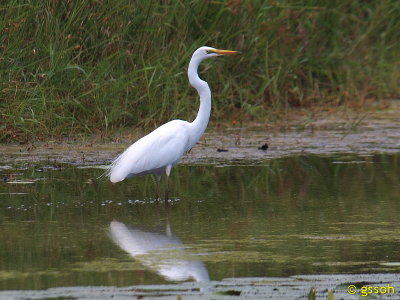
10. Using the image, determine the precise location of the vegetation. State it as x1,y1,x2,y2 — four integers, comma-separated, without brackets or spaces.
1,0,399,141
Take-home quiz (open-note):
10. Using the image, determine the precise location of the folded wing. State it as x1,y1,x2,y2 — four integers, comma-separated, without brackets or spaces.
109,120,190,183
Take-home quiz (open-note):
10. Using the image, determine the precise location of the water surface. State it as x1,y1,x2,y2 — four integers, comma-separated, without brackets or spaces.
0,154,400,293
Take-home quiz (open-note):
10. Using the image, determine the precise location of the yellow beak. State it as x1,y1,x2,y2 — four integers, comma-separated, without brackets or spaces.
210,49,240,55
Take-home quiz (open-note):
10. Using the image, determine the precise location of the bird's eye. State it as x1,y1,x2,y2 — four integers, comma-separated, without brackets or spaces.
206,50,211,54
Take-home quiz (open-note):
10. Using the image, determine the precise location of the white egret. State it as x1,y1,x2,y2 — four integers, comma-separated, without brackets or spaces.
108,46,239,199
110,221,210,282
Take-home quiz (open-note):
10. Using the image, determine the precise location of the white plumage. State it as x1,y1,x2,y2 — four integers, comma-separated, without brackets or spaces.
110,221,210,282
109,120,190,183
108,46,239,197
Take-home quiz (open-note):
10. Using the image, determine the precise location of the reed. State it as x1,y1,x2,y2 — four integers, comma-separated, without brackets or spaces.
1,0,399,141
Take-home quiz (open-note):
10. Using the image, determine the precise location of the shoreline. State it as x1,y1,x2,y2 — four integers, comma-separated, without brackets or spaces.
1,101,399,166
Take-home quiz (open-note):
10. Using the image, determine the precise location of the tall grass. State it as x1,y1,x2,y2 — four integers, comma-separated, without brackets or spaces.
1,0,399,141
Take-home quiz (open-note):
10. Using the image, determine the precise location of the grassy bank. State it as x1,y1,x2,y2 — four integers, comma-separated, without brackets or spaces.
1,0,399,142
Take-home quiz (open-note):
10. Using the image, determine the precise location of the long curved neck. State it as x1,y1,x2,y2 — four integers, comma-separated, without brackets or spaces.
187,56,212,149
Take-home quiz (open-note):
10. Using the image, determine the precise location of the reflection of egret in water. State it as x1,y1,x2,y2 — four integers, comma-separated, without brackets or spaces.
110,221,210,282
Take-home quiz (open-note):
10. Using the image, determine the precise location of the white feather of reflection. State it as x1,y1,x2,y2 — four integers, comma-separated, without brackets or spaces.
110,221,210,282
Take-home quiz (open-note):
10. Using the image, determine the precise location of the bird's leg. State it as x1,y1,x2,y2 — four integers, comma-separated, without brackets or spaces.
164,176,170,202
164,165,172,202
165,176,169,202
155,174,162,201
164,194,171,226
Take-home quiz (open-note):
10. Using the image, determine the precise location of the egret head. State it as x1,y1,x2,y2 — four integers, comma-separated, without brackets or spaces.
193,46,239,61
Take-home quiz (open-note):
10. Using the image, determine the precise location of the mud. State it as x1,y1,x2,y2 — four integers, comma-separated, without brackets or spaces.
1,101,399,166
1,102,399,300
0,273,399,299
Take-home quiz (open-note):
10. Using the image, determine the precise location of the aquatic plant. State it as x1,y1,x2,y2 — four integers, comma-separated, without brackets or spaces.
1,0,399,141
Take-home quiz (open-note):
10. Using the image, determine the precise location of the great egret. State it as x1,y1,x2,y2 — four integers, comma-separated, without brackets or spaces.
108,46,239,199
110,221,210,282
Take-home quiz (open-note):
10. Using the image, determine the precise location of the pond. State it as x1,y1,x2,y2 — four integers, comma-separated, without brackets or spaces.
0,153,400,298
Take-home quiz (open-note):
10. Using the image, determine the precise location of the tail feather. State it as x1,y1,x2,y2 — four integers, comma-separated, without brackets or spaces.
97,151,125,182
97,166,111,180
108,154,125,183
107,143,140,183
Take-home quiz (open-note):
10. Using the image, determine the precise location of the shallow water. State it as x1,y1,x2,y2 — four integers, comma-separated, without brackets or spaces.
0,153,400,297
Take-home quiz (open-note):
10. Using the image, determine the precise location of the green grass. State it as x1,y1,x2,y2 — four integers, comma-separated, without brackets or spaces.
1,0,399,141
